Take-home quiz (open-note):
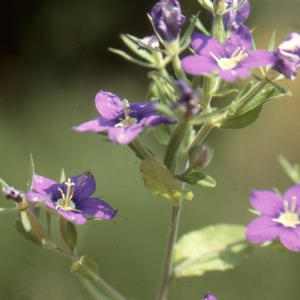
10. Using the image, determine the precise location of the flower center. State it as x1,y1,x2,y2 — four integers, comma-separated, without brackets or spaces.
210,47,248,70
56,178,81,212
115,99,138,127
273,196,300,228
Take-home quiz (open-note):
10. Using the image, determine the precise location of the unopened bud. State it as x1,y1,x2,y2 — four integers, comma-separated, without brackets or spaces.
2,186,25,203
188,144,212,168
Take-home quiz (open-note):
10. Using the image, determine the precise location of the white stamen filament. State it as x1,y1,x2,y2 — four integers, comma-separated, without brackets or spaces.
273,196,300,228
210,47,248,70
114,99,138,127
56,179,81,212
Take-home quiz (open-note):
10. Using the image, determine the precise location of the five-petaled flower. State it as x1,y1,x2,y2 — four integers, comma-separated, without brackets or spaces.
151,0,185,43
222,0,250,32
245,184,300,251
27,171,118,225
271,32,300,81
182,25,276,82
73,91,174,145
202,292,217,300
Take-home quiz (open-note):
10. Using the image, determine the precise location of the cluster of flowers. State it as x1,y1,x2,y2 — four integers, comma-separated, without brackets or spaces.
4,0,300,274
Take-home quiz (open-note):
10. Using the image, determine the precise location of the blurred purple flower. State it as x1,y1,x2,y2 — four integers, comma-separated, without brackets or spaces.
27,171,117,225
73,91,173,145
202,292,217,300
174,80,200,117
222,0,250,32
245,184,300,251
182,25,276,82
271,32,300,80
151,0,185,42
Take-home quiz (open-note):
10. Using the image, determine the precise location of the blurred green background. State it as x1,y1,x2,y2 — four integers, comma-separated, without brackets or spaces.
1,0,300,299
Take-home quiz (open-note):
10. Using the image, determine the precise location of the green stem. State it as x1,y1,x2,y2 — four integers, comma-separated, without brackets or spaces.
128,138,152,160
172,54,187,81
164,121,189,171
155,200,182,300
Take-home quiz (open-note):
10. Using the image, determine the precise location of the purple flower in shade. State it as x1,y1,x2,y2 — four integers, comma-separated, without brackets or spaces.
245,184,300,251
151,0,185,43
271,32,300,80
73,91,174,145
222,0,250,32
182,25,276,82
27,171,118,225
173,80,200,117
202,292,217,300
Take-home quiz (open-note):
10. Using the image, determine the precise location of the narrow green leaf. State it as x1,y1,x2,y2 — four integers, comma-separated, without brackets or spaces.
109,48,154,68
180,12,200,47
213,85,239,97
235,81,254,102
173,224,254,277
120,34,154,63
267,30,276,51
237,86,284,116
140,156,192,205
278,155,300,184
218,105,262,129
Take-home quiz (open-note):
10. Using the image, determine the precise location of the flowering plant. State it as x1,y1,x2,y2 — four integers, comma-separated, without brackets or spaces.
1,0,300,299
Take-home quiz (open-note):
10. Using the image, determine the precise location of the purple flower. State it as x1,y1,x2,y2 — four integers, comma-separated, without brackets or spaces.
222,0,250,32
151,0,185,42
73,91,173,145
245,184,300,251
202,292,217,300
271,32,300,80
173,80,200,116
27,171,118,225
182,25,276,82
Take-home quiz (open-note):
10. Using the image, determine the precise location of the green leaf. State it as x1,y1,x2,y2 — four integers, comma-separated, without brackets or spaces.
278,155,300,184
140,156,193,205
237,86,284,116
179,171,216,188
235,81,254,102
14,220,40,246
65,220,78,251
173,224,254,277
218,105,262,129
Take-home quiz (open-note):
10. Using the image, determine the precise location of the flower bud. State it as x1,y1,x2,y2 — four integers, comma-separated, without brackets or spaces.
174,80,200,118
271,32,300,80
2,186,25,203
188,144,212,168
151,0,185,43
